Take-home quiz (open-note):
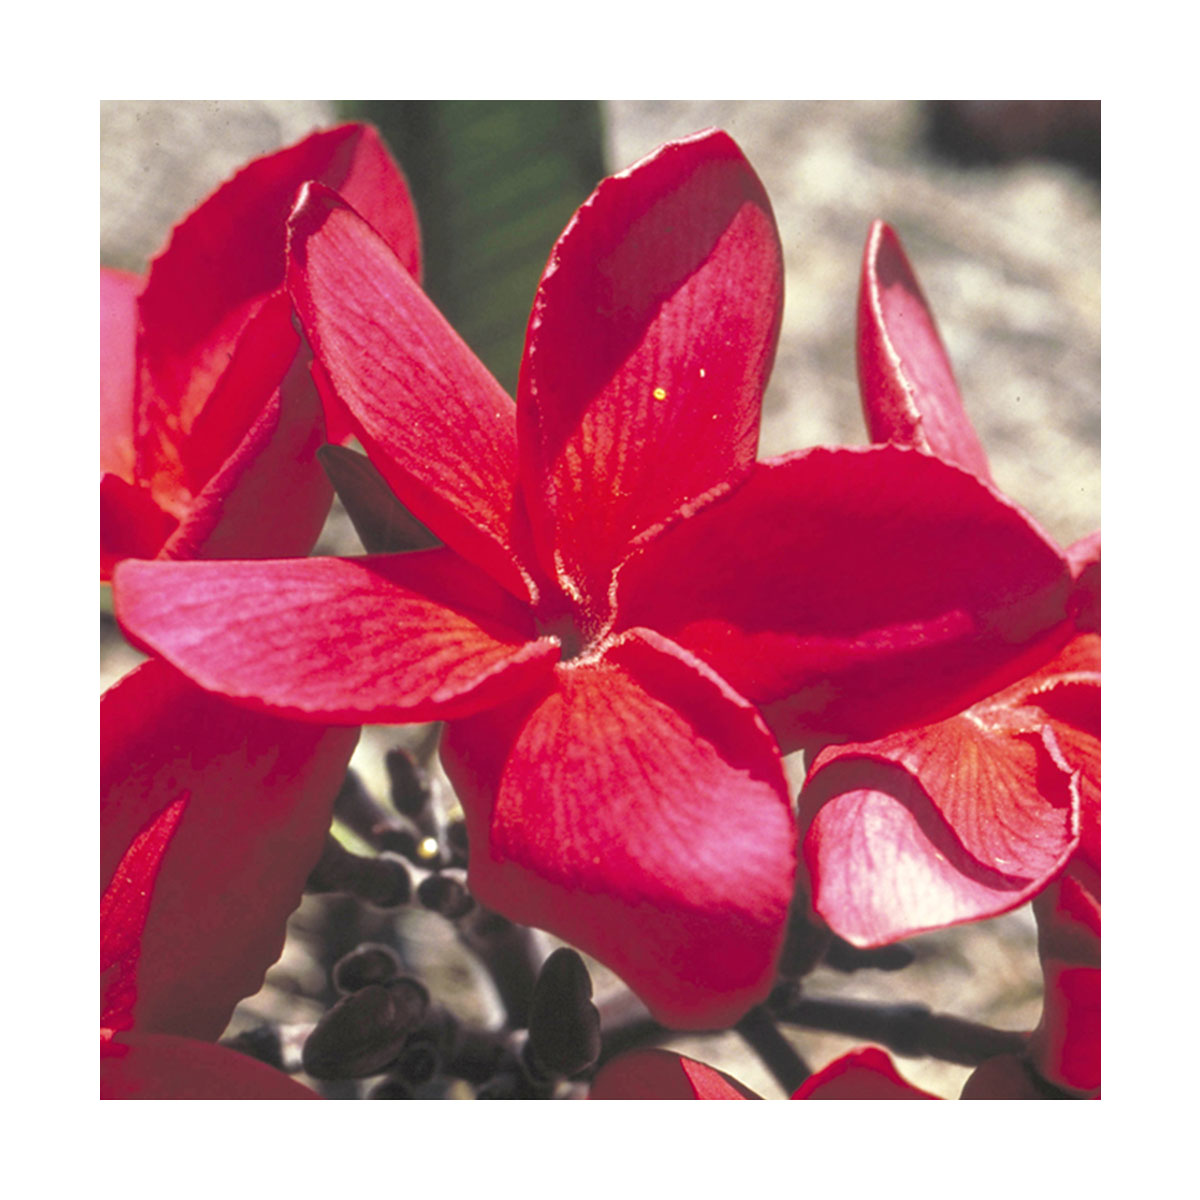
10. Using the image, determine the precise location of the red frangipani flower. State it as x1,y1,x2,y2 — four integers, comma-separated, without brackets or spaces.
589,1046,937,1099
100,124,420,580
101,660,358,1098
114,132,1075,1028
799,220,1100,950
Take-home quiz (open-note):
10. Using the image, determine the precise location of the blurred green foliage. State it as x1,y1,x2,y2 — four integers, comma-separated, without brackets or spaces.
339,101,608,394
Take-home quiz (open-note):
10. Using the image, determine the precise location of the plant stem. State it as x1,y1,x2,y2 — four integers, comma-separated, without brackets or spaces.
736,1006,811,1095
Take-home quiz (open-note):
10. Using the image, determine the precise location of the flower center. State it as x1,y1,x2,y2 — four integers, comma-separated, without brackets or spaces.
534,589,615,665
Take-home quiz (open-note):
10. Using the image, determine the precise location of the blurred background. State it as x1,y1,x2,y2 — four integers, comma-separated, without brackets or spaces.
100,100,1099,1097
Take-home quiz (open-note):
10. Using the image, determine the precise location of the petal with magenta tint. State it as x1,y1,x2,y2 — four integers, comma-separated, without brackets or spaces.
101,660,359,1040
441,629,795,1030
589,1049,759,1099
288,185,530,600
792,1047,938,1099
113,552,557,725
800,719,1080,947
135,124,419,461
101,1033,318,1100
619,445,1072,752
100,266,141,481
518,129,782,608
99,473,178,581
857,221,992,482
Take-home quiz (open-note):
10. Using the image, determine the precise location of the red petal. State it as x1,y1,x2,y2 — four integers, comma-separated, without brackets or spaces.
441,629,795,1030
288,183,531,600
1066,530,1101,633
800,720,1080,946
113,552,556,724
960,1054,1045,1099
620,445,1072,752
518,130,782,610
589,1049,759,1099
1030,961,1100,1095
156,301,334,564
100,266,140,481
101,660,358,1040
101,1033,318,1099
857,221,992,482
99,472,177,581
791,1047,938,1099
136,124,419,468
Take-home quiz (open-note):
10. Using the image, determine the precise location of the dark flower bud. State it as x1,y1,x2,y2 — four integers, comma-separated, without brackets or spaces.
368,1077,415,1100
331,769,424,855
394,1033,441,1086
417,872,475,919
304,837,412,908
385,747,432,821
526,948,601,1079
445,817,469,867
333,943,402,993
302,982,426,1080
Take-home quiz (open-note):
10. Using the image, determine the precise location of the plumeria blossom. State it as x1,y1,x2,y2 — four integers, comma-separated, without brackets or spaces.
799,221,1100,952
100,124,420,580
101,660,358,1098
589,1046,937,1099
114,131,1076,1029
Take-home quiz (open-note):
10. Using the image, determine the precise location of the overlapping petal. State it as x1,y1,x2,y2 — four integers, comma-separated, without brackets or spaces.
518,129,783,610
287,184,530,600
100,266,140,481
101,1033,318,1100
441,629,795,1030
114,552,559,725
101,660,359,1041
589,1049,759,1099
857,220,992,482
619,445,1072,752
792,1046,938,1099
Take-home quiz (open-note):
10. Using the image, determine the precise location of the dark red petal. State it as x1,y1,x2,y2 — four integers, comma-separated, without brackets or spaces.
1066,530,1101,633
136,124,419,467
791,1047,938,1099
101,660,359,1040
99,472,177,581
1030,961,1100,1095
441,629,795,1030
113,552,556,725
518,130,783,610
857,221,992,482
588,1049,759,1099
960,1055,1044,1099
156,306,334,564
101,1033,319,1099
620,445,1072,752
100,266,140,481
288,183,531,600
800,719,1080,946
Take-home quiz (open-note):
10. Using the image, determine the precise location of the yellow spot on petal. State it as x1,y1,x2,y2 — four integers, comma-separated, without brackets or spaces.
652,387,667,401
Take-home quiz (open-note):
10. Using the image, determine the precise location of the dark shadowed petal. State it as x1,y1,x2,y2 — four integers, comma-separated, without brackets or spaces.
619,445,1072,752
792,1047,938,1099
518,129,783,611
800,722,1080,947
441,629,795,1030
1066,530,1101,633
101,1033,318,1099
101,660,359,1040
113,552,557,724
100,266,141,482
857,221,992,482
136,124,419,461
589,1049,759,1099
288,184,532,600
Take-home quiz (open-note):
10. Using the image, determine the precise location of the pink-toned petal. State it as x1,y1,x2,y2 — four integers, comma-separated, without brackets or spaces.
857,221,992,482
136,124,419,469
113,551,556,725
101,660,359,1040
519,130,783,610
588,1049,759,1099
100,266,141,481
441,629,795,1030
800,720,1080,946
791,1047,939,1099
101,1033,318,1099
100,472,178,581
288,184,531,599
1066,530,1100,633
156,304,334,564
619,445,1072,752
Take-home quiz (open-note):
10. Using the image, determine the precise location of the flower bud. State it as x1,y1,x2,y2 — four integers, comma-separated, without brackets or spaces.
526,948,601,1079
417,872,475,919
333,943,401,993
302,978,430,1080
